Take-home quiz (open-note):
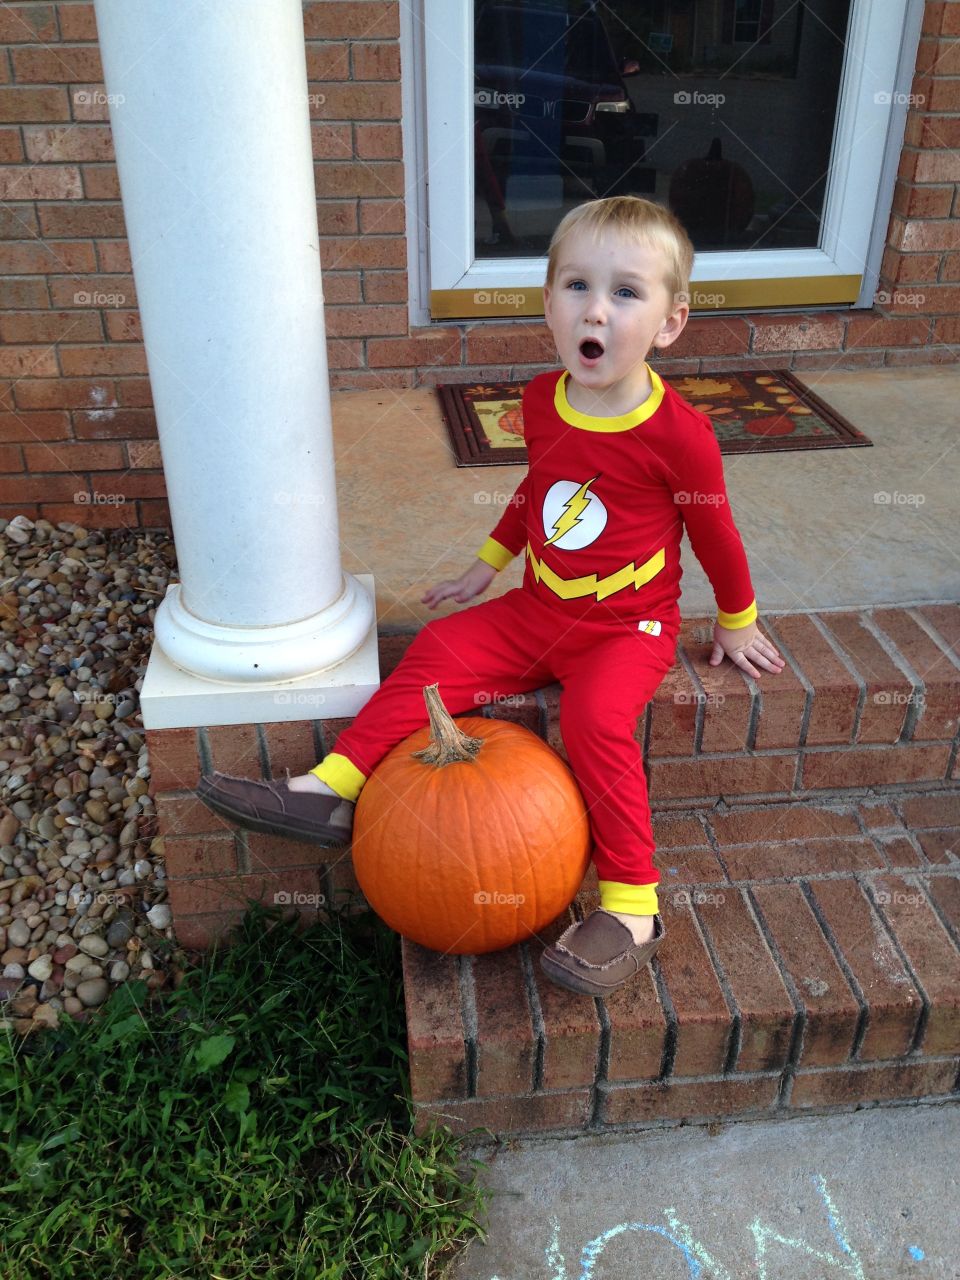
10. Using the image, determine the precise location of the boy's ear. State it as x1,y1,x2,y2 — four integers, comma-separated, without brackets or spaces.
653,289,689,350
542,281,553,331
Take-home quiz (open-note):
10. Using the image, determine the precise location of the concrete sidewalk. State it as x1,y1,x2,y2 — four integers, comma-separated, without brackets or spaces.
447,1101,960,1279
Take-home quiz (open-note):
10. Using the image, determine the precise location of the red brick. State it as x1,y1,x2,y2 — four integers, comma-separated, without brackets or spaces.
648,662,698,757
351,42,401,80
170,911,251,950
916,604,960,665
817,612,914,743
48,274,135,308
0,278,49,308
709,803,860,845
651,813,706,848
891,180,954,219
165,867,323,918
60,345,148,376
0,444,22,472
767,614,859,744
73,408,157,440
529,907,602,1089
367,331,461,369
0,130,24,164
807,879,922,1059
38,203,125,238
0,165,82,201
204,723,262,778
927,874,960,936
0,310,103,344
315,160,404,198
145,727,201,792
309,123,351,160
722,837,882,880
0,410,70,443
802,744,950,790
900,790,960,828
317,273,361,306
602,1073,780,1126
603,962,668,1083
23,441,123,472
873,873,960,1054
669,317,751,359
790,1058,957,1109
472,947,536,1095
59,5,98,41
137,498,171,528
362,272,407,304
355,123,402,159
872,607,960,740
401,937,468,1102
325,303,406,338
878,834,926,868
305,45,350,81
10,46,102,82
792,350,886,371
413,1089,592,1139
753,646,807,750
750,314,844,353
678,618,754,753
156,792,232,838
695,890,795,1071
248,832,337,878
258,720,319,779
359,198,405,235
319,235,406,270
1,240,96,275
845,315,930,348
658,898,731,1075
80,164,120,198
0,472,80,502
927,78,960,111
316,200,357,237
464,324,554,366
750,882,859,1066
655,847,727,884
0,87,70,122
648,753,796,804
0,5,58,42
39,499,136,529
23,124,114,163
0,347,62,382
162,832,238,879
303,3,399,40
880,246,942,285
858,800,903,830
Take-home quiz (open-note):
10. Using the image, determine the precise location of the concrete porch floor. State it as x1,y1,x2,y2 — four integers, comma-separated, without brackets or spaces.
329,365,960,630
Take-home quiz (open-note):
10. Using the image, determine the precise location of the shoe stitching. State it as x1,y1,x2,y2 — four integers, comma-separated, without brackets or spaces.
550,915,662,972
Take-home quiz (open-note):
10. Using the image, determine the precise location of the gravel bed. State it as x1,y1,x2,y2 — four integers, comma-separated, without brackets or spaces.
0,513,188,1036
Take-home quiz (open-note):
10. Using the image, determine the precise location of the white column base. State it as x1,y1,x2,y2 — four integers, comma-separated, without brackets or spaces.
141,575,381,730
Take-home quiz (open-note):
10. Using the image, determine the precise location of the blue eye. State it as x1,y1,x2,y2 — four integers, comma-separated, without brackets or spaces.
566,280,587,291
615,286,638,299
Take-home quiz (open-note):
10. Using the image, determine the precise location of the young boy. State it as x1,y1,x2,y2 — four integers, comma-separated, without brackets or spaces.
198,196,785,997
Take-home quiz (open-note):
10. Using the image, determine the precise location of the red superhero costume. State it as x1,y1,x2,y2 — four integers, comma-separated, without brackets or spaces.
313,365,758,915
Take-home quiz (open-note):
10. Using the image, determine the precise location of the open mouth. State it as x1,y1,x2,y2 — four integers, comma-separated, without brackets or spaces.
579,338,604,363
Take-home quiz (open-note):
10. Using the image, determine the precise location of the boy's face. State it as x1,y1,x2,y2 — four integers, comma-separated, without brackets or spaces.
543,224,689,412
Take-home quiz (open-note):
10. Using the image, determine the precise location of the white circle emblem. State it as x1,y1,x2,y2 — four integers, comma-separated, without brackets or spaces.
542,478,607,551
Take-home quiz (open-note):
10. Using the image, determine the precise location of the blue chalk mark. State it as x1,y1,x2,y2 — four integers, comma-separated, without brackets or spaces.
811,1173,853,1256
579,1223,701,1278
668,867,679,876
908,1245,924,1261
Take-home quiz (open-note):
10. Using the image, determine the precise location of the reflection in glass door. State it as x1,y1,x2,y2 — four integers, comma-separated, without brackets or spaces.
473,0,852,261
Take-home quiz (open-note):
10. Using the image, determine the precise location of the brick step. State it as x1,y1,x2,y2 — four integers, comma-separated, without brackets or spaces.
147,603,960,948
408,790,960,1139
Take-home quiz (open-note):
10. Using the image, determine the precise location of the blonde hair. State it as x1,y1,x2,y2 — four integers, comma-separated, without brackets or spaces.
545,196,694,303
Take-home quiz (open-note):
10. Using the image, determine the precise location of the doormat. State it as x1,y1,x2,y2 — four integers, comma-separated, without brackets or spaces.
437,370,872,465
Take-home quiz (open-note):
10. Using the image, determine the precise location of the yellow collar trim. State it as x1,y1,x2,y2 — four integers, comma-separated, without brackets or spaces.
554,365,665,432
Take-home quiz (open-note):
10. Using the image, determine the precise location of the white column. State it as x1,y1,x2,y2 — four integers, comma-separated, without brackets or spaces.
93,0,375,711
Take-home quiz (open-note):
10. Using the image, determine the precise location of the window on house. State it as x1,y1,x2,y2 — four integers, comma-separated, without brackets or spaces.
424,0,915,317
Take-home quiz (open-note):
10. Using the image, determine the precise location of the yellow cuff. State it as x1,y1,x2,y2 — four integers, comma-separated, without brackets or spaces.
598,879,659,915
476,536,515,571
716,598,758,629
309,752,367,803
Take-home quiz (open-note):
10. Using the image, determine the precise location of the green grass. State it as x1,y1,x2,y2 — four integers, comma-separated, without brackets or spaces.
0,905,491,1278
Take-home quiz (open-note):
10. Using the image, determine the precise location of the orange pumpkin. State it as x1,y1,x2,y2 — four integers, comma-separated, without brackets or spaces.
350,684,591,954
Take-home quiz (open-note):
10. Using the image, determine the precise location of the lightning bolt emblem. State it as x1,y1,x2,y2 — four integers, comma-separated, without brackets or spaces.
544,475,600,547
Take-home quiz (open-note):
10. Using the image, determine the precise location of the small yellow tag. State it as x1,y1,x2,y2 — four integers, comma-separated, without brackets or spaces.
638,619,662,636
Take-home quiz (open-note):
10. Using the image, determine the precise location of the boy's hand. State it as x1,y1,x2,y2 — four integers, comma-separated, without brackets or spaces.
421,559,497,609
709,620,786,678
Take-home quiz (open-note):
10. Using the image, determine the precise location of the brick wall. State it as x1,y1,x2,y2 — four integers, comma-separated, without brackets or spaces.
0,1,958,529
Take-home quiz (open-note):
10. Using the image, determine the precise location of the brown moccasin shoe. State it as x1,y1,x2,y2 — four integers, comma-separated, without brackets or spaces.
196,770,354,846
540,908,666,997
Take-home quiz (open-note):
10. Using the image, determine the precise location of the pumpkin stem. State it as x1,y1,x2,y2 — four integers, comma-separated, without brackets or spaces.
411,683,484,766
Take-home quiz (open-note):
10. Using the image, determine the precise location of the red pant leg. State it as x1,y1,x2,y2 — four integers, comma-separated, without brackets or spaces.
553,623,677,886
327,588,558,778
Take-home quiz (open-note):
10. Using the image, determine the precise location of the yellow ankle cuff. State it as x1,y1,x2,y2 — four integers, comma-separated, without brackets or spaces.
309,753,367,803
598,879,659,915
